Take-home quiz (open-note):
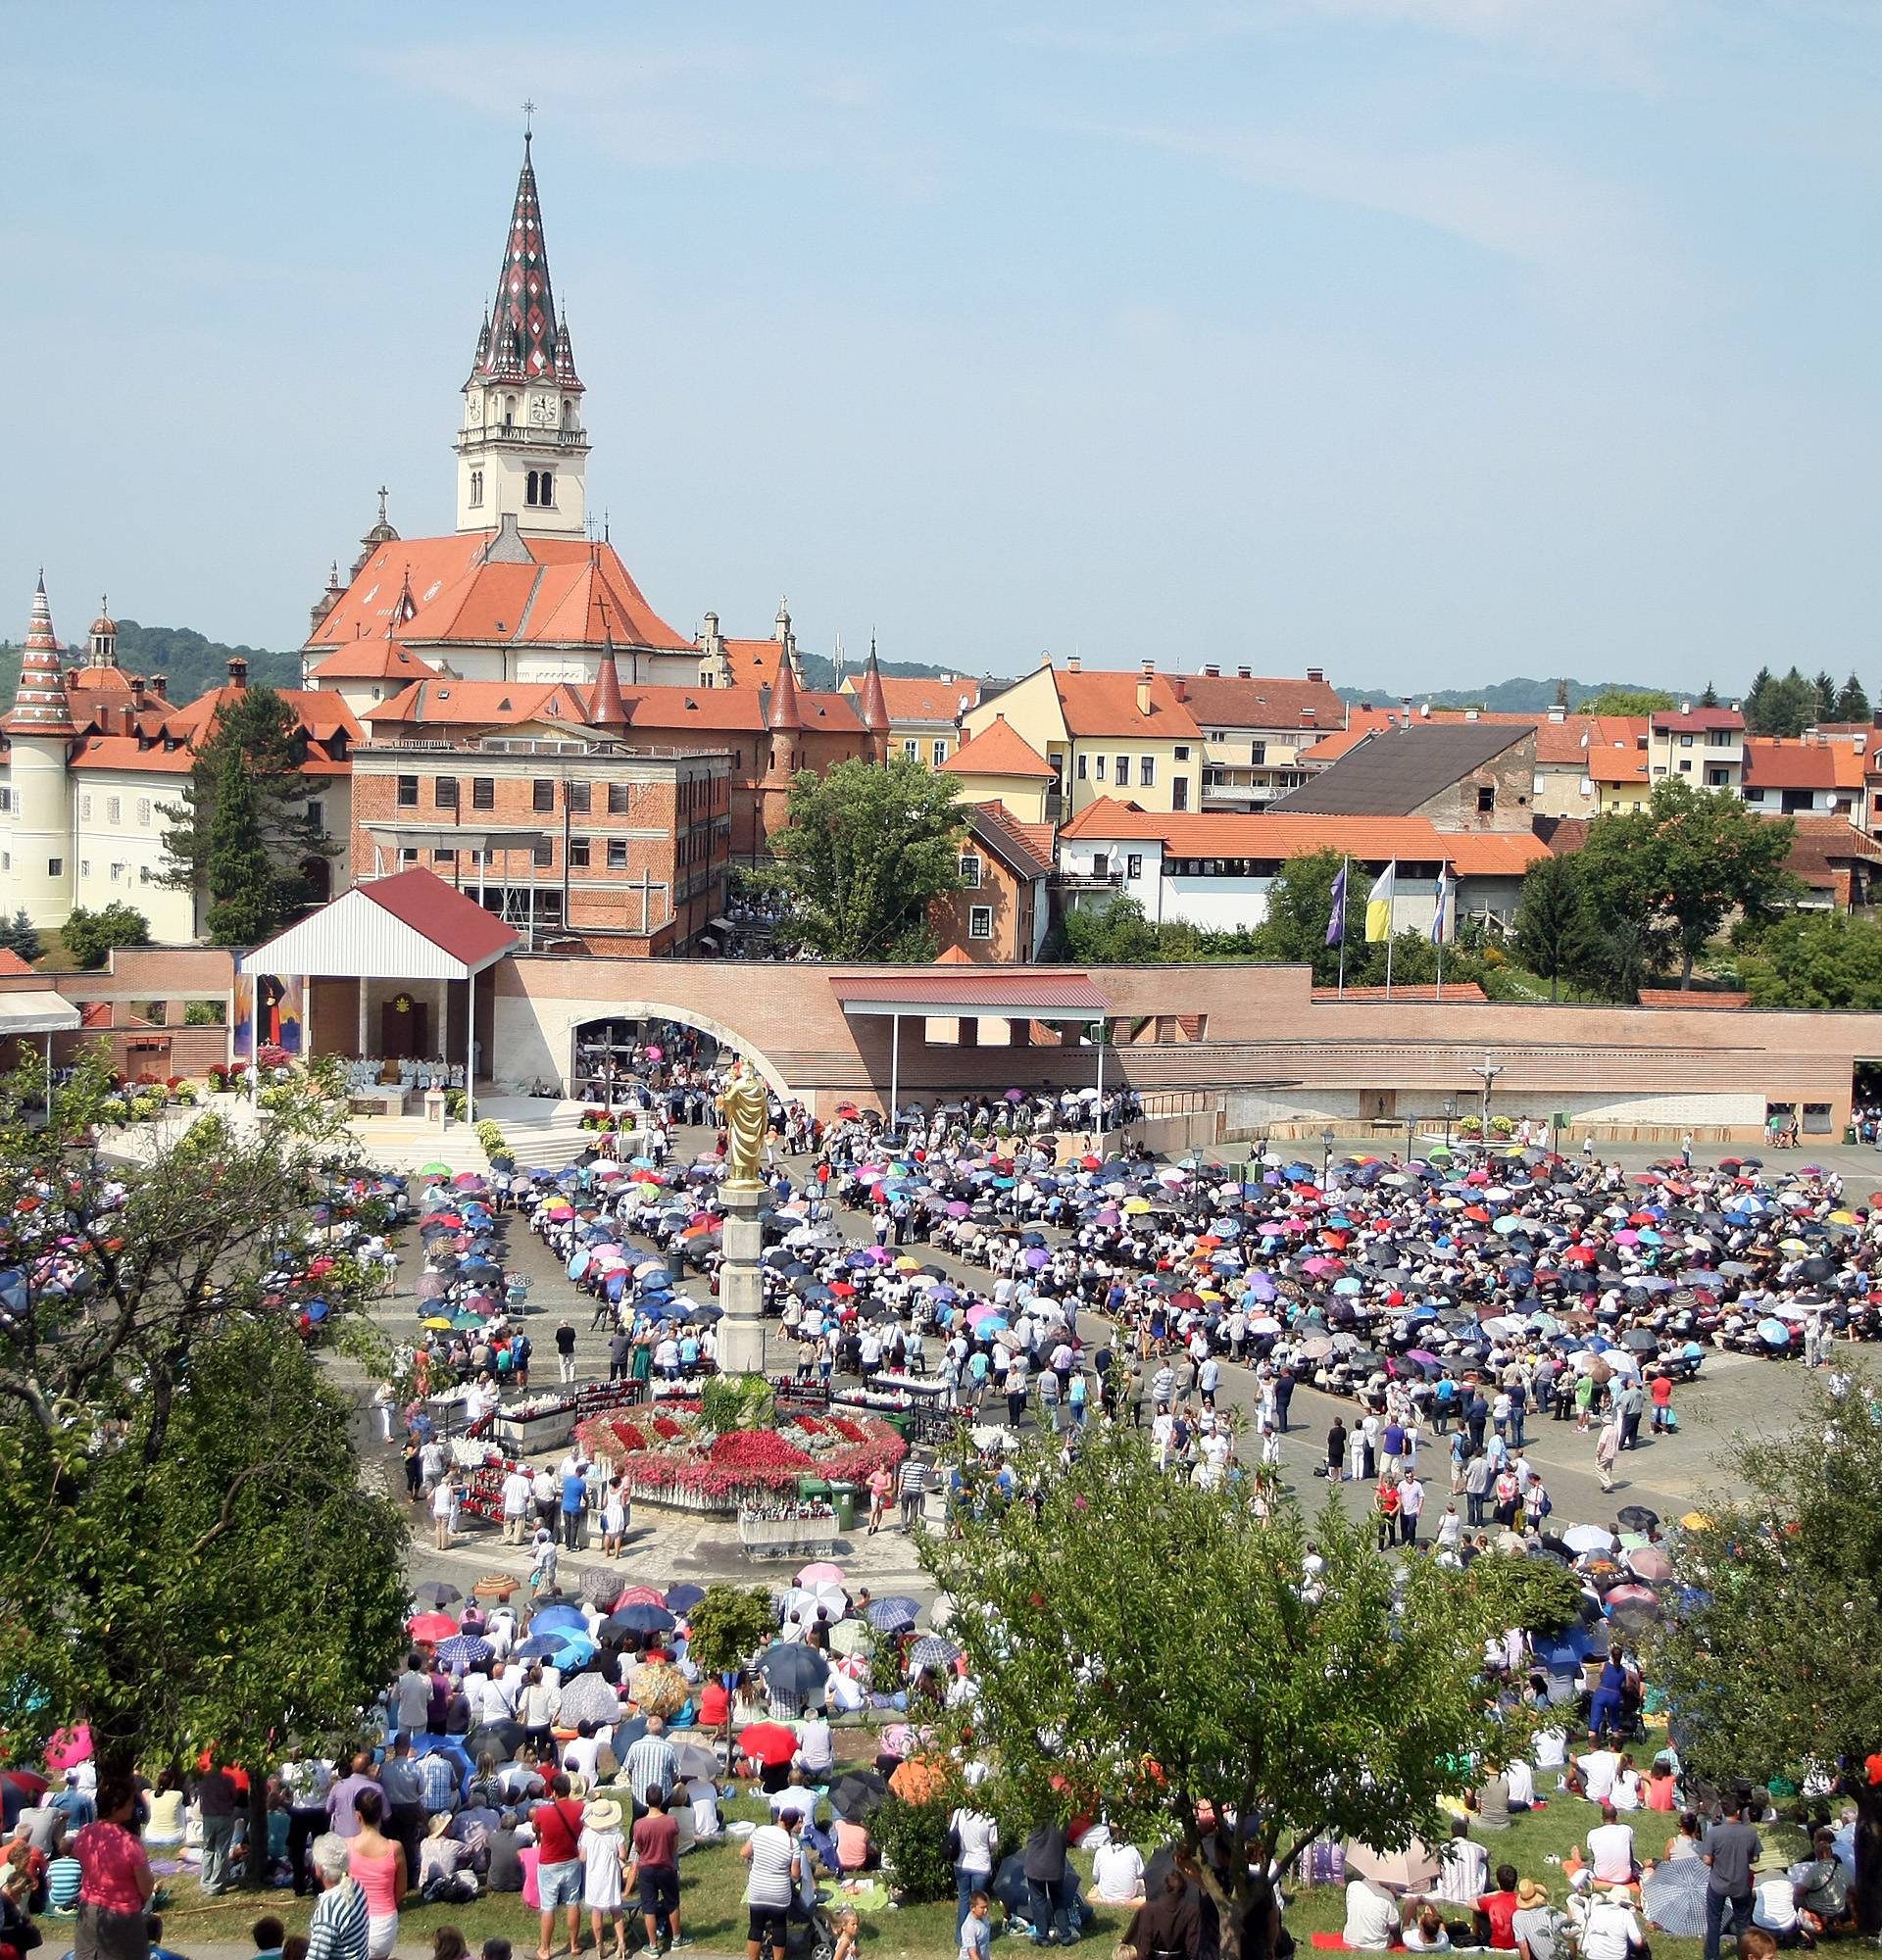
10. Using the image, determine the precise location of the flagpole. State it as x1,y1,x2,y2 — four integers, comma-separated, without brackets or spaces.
1384,859,1396,1000
1336,855,1349,999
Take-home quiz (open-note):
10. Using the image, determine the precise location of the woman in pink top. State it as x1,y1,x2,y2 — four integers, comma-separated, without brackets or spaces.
347,1788,408,1960
73,1781,154,1960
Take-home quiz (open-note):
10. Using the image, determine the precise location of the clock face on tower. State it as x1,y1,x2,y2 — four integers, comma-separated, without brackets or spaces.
467,394,481,424
529,395,554,425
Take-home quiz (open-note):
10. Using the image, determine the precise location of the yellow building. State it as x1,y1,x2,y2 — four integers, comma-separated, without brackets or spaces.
938,715,1057,822
839,671,981,769
960,658,1203,819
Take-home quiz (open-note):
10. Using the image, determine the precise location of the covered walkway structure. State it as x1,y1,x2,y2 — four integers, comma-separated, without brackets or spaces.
239,869,519,1119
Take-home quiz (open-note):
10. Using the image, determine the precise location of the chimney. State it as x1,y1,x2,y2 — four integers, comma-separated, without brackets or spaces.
1236,665,1251,680
1172,676,1188,703
1400,697,1412,729
150,673,168,701
1306,666,1324,684
65,666,79,688
227,657,249,689
1464,708,1479,720
1066,655,1081,673
1548,703,1566,722
1204,664,1220,678
1680,700,1693,715
1037,650,1053,669
1137,659,1154,717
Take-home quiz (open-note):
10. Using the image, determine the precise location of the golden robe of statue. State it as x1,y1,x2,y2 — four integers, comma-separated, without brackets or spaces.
718,1059,769,1189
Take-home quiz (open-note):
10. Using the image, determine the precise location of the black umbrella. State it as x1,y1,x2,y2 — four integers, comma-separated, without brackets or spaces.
411,1580,464,1608
1616,1505,1659,1533
467,1719,523,1760
759,1642,831,1697
830,1769,889,1821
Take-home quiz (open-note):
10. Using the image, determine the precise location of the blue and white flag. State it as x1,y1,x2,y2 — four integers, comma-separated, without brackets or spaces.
1431,863,1450,945
1326,860,1348,946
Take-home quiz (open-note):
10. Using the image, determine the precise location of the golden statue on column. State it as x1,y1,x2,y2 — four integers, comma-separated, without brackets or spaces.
718,1057,769,1189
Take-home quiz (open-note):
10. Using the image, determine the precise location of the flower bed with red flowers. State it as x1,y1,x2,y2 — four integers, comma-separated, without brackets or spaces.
577,1398,906,1510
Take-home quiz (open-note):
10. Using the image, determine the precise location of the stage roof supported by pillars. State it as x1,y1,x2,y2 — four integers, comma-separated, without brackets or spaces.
238,868,519,983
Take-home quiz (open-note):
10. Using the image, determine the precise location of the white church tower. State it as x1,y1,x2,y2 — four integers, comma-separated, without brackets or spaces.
0,577,76,926
455,128,589,538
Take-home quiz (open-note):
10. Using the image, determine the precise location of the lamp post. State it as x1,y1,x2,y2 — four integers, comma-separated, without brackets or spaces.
1469,1054,1504,1139
1442,1096,1457,1148
1321,1125,1335,1182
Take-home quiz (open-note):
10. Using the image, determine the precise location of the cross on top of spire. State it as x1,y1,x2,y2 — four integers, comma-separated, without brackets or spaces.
470,125,580,392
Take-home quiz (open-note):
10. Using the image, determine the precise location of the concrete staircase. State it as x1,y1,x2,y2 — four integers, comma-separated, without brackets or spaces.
344,1097,595,1173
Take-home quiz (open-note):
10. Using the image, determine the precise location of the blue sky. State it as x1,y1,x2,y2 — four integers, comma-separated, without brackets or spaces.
7,1,1879,693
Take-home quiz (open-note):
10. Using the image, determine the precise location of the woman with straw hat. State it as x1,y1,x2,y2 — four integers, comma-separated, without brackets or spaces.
580,1796,628,1960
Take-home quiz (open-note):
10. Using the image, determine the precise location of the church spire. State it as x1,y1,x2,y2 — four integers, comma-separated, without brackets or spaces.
855,633,892,738
473,129,580,391
588,627,628,730
2,575,77,736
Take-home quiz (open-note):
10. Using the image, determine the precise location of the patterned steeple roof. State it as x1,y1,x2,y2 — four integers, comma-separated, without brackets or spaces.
471,134,581,392
2,575,77,737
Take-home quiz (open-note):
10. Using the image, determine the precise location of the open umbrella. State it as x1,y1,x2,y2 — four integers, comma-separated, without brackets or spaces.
630,1662,690,1719
866,1595,919,1633
1628,1547,1674,1583
436,1634,494,1670
673,1740,720,1781
580,1569,625,1608
529,1603,589,1634
471,1574,518,1602
618,1602,676,1637
467,1719,523,1760
1344,1839,1441,1891
908,1635,962,1672
796,1562,846,1587
1644,1859,1709,1938
408,1611,459,1642
1615,1505,1659,1534
738,1721,799,1767
557,1673,622,1726
411,1580,464,1608
828,1620,873,1658
1563,1524,1615,1555
760,1643,831,1698
664,1584,706,1614
830,1769,890,1821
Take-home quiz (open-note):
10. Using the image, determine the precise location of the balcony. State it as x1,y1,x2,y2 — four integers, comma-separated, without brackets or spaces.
455,424,590,450
1050,869,1123,891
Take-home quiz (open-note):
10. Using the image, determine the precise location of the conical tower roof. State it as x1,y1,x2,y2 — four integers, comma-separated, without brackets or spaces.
855,635,892,734
1,575,77,736
587,637,627,730
472,132,581,390
767,656,804,732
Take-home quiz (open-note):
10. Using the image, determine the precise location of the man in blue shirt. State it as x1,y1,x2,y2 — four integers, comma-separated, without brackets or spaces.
561,1465,586,1549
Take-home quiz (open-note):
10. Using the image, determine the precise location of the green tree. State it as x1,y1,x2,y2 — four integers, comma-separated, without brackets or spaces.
1582,687,1676,715
60,903,149,970
682,1585,780,1677
1815,669,1840,720
1745,667,1820,738
1699,679,1720,709
1647,1369,1882,1930
161,684,329,935
1584,915,1659,1004
1055,895,1201,964
1572,779,1798,986
771,755,966,959
0,1052,402,1786
1737,912,1882,1009
0,909,43,964
919,1423,1531,1956
1836,673,1871,723
1251,848,1347,984
1512,853,1598,1001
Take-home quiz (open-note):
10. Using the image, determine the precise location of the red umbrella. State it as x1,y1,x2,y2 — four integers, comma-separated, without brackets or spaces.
739,1722,799,1766
616,1585,666,1608
1562,1245,1598,1265
409,1611,459,1642
0,1771,48,1799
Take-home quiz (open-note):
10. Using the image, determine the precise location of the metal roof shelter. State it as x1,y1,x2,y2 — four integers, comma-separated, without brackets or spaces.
829,970,1114,1142
240,869,519,1119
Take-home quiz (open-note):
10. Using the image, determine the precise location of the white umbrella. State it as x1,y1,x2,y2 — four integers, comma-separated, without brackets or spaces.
1563,1524,1614,1554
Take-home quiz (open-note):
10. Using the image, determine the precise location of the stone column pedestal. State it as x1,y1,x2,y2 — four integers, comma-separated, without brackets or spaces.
716,1182,768,1377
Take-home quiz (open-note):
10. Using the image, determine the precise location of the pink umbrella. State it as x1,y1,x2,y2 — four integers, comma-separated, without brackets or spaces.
44,1725,91,1772
1628,1547,1674,1582
797,1562,846,1586
946,1201,971,1218
452,1172,487,1190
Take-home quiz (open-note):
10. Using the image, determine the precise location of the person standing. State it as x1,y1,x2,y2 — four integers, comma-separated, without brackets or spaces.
740,1816,799,1960
555,1319,578,1384
305,1833,370,1960
344,1789,406,1960
561,1459,587,1551
624,1788,683,1956
72,1780,154,1960
1399,1473,1425,1545
1326,1418,1348,1485
1649,1373,1674,1435
196,1762,239,1896
531,1775,589,1960
1595,1417,1621,1494
1702,1795,1763,1960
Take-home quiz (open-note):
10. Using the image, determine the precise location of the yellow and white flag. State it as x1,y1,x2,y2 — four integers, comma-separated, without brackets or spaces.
1364,862,1396,942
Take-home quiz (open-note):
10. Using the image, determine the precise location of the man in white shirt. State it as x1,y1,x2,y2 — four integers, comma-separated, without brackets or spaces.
1506,1758,1536,1810
1578,1742,1621,1803
1584,1805,1636,1886
1432,1822,1488,1907
1579,1888,1642,1960
1344,1877,1400,1950
794,1715,834,1779
501,1467,534,1544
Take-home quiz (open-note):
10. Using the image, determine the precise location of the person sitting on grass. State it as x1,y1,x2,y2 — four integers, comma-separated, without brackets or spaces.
1475,1864,1522,1949
253,1915,288,1960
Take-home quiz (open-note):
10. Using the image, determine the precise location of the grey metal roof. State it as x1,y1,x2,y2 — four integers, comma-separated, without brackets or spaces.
1270,720,1535,815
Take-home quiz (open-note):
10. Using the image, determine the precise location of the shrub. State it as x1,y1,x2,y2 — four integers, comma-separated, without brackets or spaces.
476,1118,508,1160
872,1791,956,1903
444,1088,468,1120
62,903,149,970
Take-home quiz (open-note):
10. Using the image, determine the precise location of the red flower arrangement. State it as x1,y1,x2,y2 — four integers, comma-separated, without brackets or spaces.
585,1397,906,1506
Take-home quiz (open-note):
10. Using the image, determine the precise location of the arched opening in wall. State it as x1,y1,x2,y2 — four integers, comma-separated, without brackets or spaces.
565,1007,793,1115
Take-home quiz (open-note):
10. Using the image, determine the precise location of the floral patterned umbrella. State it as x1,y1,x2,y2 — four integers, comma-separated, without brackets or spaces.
631,1661,689,1719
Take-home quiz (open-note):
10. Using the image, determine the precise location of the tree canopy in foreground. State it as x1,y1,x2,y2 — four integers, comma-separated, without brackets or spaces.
919,1422,1536,1955
0,1054,405,1784
1649,1368,1882,1931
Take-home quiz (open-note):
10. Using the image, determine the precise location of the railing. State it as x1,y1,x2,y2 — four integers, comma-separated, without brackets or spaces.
1050,869,1123,890
367,738,733,761
454,424,590,450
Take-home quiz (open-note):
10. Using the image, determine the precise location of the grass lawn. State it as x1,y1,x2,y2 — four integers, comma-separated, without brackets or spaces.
148,1785,1813,1960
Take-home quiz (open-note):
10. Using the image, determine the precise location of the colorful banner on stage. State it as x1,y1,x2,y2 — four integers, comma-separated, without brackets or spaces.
231,973,304,1062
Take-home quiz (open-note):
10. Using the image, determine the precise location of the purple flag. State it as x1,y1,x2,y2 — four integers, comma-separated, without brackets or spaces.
1326,861,1347,946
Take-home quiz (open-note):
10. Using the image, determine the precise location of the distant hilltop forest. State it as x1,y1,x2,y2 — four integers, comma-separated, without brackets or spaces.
1339,676,1654,711
0,621,299,705
0,621,974,707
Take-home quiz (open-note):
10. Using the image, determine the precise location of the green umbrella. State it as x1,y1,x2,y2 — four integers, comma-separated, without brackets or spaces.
828,1620,873,1657
449,1311,484,1330
420,1162,452,1177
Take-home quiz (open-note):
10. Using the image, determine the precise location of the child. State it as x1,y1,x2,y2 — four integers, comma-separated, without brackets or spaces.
529,1525,559,1596
960,1890,992,1960
833,1907,863,1960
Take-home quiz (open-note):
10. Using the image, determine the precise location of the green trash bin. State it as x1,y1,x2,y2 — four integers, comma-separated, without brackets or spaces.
828,1482,858,1533
797,1475,830,1504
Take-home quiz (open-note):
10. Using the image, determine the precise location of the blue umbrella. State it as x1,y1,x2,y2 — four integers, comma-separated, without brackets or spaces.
618,1602,675,1635
530,1603,588,1633
865,1596,919,1633
550,1633,599,1667
513,1635,565,1660
437,1634,494,1669
760,1643,831,1697
665,1584,706,1613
